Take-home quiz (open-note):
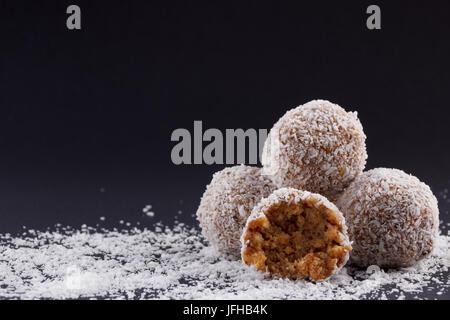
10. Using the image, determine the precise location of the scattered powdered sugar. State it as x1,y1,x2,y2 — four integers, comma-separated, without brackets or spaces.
0,221,448,300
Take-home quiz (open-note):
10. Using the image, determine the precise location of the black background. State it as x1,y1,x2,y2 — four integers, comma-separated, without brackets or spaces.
0,0,449,234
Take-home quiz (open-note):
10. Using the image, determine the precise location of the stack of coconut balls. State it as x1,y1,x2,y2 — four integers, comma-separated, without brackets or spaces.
196,100,439,281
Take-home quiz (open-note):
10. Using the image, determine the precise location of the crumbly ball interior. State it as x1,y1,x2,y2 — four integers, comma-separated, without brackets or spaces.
243,203,350,280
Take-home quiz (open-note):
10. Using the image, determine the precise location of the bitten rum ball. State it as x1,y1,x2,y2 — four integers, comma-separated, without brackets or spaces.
242,188,351,281
336,168,440,268
196,165,277,257
262,99,367,198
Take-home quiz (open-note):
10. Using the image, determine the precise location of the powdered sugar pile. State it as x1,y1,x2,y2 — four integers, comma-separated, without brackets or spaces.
0,221,448,300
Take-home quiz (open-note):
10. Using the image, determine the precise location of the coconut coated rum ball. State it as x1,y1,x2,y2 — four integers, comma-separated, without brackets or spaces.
196,165,276,257
262,99,367,198
242,188,351,280
337,168,439,268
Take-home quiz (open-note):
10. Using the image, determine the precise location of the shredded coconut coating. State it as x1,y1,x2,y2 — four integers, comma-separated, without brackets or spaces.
262,99,367,197
242,188,351,280
336,168,440,268
196,165,277,257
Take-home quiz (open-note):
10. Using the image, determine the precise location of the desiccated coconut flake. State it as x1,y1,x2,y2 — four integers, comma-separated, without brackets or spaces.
0,221,448,300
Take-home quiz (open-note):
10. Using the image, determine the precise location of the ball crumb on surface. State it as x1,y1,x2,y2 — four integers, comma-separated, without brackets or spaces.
337,168,440,268
242,188,351,281
196,165,277,257
262,99,367,198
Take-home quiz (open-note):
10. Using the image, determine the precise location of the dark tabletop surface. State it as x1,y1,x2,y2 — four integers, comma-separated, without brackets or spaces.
0,0,449,300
